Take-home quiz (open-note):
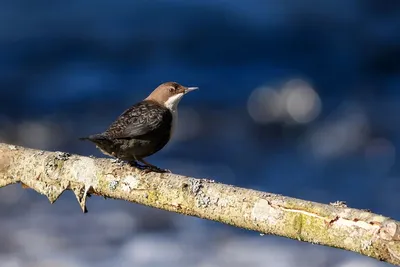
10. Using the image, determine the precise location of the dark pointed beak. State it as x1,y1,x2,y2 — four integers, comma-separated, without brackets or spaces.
185,87,199,93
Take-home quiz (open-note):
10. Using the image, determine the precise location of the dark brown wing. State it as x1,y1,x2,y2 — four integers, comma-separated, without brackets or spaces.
104,100,173,140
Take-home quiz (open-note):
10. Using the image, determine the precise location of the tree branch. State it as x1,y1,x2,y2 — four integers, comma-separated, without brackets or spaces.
0,142,400,265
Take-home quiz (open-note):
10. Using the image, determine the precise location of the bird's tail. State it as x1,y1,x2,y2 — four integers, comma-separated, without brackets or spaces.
79,134,108,142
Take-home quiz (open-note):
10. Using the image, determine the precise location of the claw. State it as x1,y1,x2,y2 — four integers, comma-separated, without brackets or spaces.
125,158,170,173
141,167,169,173
128,160,147,170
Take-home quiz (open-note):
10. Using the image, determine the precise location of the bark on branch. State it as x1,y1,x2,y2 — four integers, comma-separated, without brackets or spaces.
0,142,400,265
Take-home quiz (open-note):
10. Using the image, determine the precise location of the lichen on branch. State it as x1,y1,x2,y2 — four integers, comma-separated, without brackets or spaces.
0,142,400,265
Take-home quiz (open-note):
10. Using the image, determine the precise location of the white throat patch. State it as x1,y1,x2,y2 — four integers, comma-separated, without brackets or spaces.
164,93,184,111
164,93,184,138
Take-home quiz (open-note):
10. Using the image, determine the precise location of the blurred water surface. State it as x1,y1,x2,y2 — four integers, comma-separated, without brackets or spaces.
0,1,399,266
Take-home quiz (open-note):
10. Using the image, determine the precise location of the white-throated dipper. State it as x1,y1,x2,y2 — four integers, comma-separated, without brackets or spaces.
80,82,198,172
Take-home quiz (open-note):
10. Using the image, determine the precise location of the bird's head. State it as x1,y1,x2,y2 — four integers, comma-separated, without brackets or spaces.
146,82,198,111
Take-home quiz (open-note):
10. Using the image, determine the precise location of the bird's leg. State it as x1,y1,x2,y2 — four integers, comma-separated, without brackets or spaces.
137,158,170,173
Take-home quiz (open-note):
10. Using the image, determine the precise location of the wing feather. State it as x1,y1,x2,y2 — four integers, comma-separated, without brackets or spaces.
105,100,172,140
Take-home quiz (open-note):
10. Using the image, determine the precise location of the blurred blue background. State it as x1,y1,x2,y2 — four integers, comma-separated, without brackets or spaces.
0,0,399,266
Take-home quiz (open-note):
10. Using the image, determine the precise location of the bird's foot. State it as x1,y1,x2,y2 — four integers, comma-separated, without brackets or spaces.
128,160,147,169
141,166,171,174
135,159,171,173
126,158,171,173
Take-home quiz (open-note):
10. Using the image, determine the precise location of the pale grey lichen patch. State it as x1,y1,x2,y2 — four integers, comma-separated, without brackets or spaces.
111,158,125,166
55,151,70,161
8,145,17,150
109,180,119,191
251,199,283,225
71,158,98,188
186,178,212,208
103,174,119,191
361,239,373,251
196,192,210,208
188,178,203,194
216,197,229,208
70,158,98,212
121,175,140,192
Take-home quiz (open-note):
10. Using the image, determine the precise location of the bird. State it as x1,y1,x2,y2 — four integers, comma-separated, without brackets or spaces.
80,81,198,173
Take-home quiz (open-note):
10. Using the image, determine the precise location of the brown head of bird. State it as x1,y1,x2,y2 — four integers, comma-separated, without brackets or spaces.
146,82,199,111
